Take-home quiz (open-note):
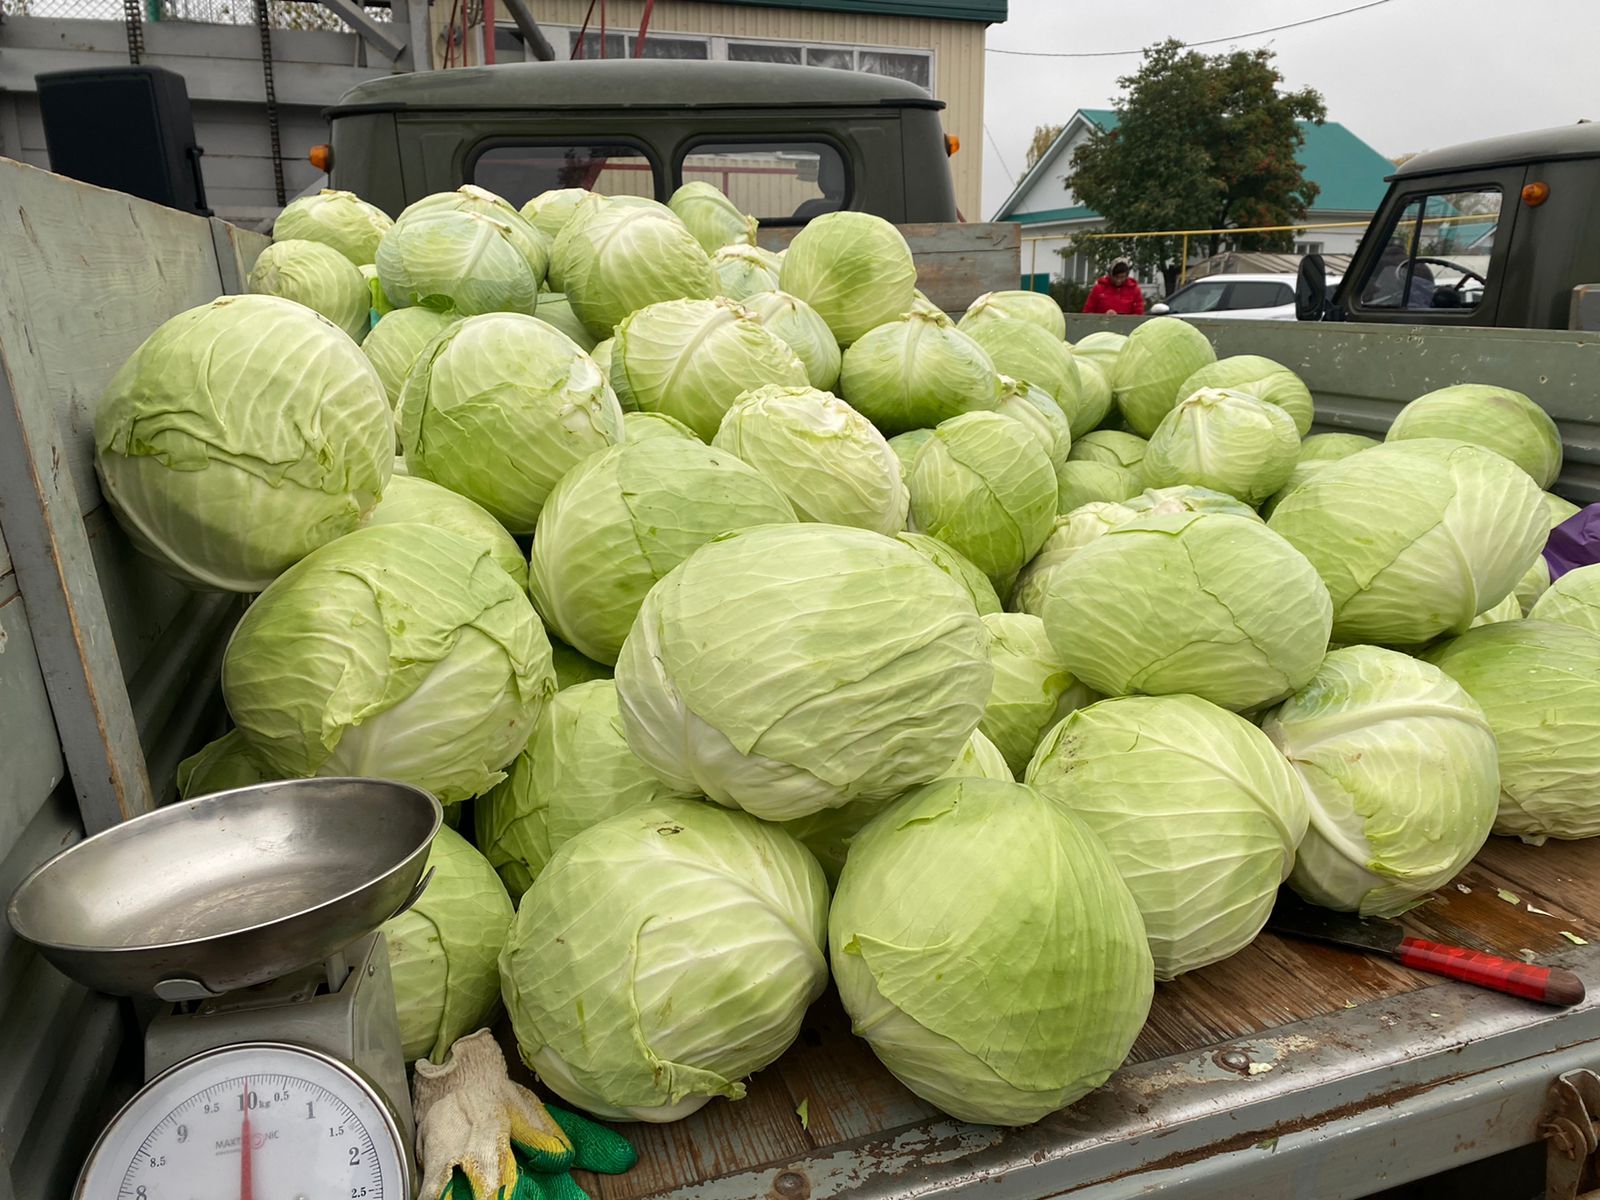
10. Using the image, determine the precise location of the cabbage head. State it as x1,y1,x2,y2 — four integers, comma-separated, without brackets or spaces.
995,376,1071,471
1112,317,1216,436
907,288,946,321
779,211,917,345
1141,387,1300,504
520,187,591,243
1123,484,1263,521
1071,329,1126,375
893,531,1002,615
958,289,1067,340
712,244,783,299
1471,591,1524,628
1009,502,1138,618
1069,429,1147,476
398,312,624,533
1054,459,1142,514
1530,564,1600,635
1178,355,1314,436
1425,620,1600,841
528,438,797,664
1387,384,1563,487
1073,359,1115,433
248,238,371,343
1518,493,1583,612
552,201,716,339
385,826,513,1064
980,612,1095,776
363,473,525,587
273,189,394,265
609,298,808,440
1298,431,1380,462
962,318,1088,437
475,680,693,898
530,292,599,351
1261,460,1332,519
1262,646,1499,915
397,186,550,286
740,290,841,391
363,307,458,409
1029,694,1307,976
94,295,393,592
888,429,934,475
623,411,698,442
501,800,828,1121
590,336,615,381
668,180,758,252
222,523,555,803
713,385,907,534
1038,511,1331,711
549,638,612,690
830,777,1152,1125
375,208,543,317
837,313,999,435
177,729,275,799
615,523,992,820
1268,439,1547,645
907,411,1058,593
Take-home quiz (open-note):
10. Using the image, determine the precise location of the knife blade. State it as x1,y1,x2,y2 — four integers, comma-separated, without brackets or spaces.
1266,889,1586,1008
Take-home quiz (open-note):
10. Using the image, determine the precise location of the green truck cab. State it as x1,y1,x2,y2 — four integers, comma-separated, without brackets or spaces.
325,59,960,225
1300,122,1600,329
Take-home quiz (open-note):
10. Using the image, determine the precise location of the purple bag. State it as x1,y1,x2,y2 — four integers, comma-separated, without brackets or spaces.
1544,504,1600,582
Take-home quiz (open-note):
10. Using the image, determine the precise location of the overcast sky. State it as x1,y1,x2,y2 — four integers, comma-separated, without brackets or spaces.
980,0,1600,218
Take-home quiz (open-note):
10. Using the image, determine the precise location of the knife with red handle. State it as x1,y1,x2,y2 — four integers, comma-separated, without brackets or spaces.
1267,891,1586,1008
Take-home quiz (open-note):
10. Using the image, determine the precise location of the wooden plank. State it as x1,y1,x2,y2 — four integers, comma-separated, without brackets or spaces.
758,221,1021,314
0,591,69,853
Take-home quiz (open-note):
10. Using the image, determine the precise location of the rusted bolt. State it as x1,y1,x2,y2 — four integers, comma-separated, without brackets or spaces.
1214,1048,1253,1075
771,1169,810,1199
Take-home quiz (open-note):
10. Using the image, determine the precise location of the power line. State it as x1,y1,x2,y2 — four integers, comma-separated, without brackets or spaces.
986,0,1396,59
984,122,1017,186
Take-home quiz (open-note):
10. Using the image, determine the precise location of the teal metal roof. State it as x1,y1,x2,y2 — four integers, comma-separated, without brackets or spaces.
720,0,1005,20
996,108,1393,222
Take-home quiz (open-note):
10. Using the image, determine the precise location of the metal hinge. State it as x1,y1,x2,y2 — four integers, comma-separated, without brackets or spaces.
1544,1069,1600,1200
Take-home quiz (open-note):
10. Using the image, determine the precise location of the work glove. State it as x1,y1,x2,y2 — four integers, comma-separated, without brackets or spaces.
413,1029,636,1200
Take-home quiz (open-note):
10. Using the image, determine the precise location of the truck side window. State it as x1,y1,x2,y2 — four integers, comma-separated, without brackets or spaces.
1359,188,1500,311
472,144,657,208
680,142,849,224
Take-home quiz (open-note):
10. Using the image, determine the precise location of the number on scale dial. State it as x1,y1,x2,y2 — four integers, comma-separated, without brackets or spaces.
76,1043,407,1200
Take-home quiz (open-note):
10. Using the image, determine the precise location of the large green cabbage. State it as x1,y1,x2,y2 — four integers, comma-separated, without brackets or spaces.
1009,502,1138,617
907,411,1058,593
397,186,551,287
608,298,808,440
375,207,543,317
1073,358,1115,433
273,188,394,265
668,180,758,252
177,728,275,799
398,312,624,532
779,211,918,345
963,318,1088,436
1071,329,1127,375
528,438,797,664
500,801,828,1121
1177,355,1314,436
893,531,1002,614
1028,694,1307,977
614,524,992,820
712,244,783,299
1267,439,1547,645
1424,620,1600,841
837,313,1000,435
1037,511,1331,711
1069,429,1148,476
385,826,513,1064
1141,387,1300,504
1112,317,1216,436
475,680,693,899
221,523,554,803
94,295,394,592
1123,484,1263,521
1053,459,1142,514
248,238,371,343
995,376,1072,471
740,290,842,392
979,612,1095,775
552,201,716,339
520,187,592,243
529,292,599,351
1530,564,1600,635
363,473,526,587
363,308,458,410
1298,431,1380,462
1262,646,1498,916
830,777,1152,1125
1387,384,1563,487
958,289,1067,340
713,385,907,534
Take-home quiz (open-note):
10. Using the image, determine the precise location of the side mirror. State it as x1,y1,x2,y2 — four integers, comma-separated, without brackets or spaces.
1150,302,1171,315
1296,254,1331,321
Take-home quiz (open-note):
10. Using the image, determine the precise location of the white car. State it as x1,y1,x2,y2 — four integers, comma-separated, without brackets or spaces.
1150,272,1341,322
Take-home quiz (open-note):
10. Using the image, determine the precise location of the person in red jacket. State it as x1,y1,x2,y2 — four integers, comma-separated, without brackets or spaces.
1082,261,1146,315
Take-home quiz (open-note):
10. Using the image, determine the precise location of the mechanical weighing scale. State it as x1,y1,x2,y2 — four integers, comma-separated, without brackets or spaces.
6,777,442,1200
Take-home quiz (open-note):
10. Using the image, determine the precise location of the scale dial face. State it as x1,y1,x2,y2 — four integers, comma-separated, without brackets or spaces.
76,1042,409,1200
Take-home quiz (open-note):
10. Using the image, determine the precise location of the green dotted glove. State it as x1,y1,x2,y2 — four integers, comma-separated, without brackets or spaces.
415,1030,636,1200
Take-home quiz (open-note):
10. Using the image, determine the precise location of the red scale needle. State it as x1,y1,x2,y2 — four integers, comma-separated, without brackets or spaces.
239,1080,254,1200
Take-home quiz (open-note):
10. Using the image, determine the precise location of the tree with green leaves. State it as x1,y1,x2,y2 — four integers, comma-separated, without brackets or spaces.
1066,41,1326,292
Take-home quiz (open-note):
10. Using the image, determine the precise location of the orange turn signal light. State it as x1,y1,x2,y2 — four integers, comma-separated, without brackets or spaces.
309,143,334,172
1522,181,1550,207
944,133,960,156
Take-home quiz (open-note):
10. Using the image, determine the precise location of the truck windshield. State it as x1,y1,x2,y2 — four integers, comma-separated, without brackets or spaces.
472,143,657,208
1358,188,1500,312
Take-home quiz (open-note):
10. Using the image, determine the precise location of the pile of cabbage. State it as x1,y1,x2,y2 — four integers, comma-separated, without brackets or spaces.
96,181,1597,1133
